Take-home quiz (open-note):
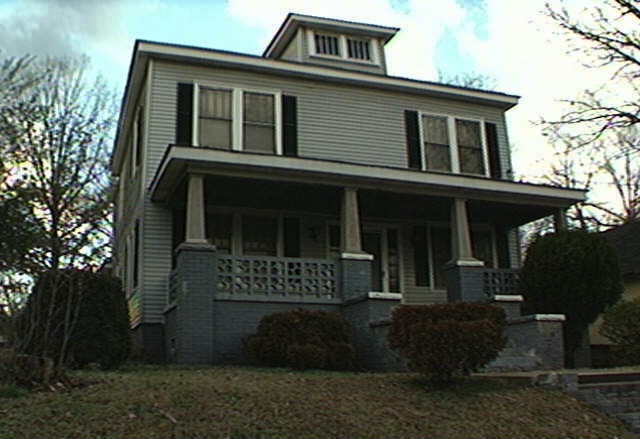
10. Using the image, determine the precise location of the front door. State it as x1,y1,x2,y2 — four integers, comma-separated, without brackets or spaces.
362,228,400,293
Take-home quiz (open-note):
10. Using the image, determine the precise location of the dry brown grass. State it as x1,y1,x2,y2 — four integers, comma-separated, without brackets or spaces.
0,365,634,438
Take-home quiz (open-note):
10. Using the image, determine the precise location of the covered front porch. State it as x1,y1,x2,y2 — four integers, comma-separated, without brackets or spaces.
151,146,585,366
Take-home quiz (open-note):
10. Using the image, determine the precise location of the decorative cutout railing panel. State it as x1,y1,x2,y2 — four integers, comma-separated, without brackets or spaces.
217,256,337,299
483,268,519,297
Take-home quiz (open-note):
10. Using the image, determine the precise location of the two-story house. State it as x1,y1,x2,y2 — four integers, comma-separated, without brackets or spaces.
112,13,585,367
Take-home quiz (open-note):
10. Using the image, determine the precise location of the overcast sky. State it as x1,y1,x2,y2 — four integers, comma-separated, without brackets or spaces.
0,0,613,185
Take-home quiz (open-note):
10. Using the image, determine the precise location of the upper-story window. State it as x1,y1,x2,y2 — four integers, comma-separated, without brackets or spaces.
406,110,489,177
314,33,340,56
346,38,371,61
176,83,299,157
195,84,280,154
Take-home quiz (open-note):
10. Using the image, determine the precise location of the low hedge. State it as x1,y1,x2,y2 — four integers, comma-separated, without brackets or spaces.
243,308,355,371
387,302,507,382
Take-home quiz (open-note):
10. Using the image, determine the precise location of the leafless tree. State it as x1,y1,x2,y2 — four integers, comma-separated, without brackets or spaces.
2,56,116,273
543,0,640,139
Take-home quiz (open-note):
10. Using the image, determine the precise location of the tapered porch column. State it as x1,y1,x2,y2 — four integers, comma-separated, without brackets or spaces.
553,208,568,232
341,187,363,255
450,198,483,266
339,187,372,302
185,174,208,244
446,198,484,303
173,173,216,364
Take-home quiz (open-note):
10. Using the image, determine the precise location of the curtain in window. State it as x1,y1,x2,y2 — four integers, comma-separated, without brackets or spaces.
456,119,485,175
199,88,232,148
243,92,275,153
422,115,451,171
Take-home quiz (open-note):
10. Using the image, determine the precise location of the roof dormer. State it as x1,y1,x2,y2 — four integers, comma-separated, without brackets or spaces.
263,13,399,75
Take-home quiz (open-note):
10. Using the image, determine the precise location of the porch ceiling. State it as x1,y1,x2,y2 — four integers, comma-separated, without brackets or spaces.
151,145,586,227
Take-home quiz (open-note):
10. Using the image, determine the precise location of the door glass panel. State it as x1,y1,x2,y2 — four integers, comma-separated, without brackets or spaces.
472,230,494,268
363,232,382,291
431,226,452,289
387,229,400,292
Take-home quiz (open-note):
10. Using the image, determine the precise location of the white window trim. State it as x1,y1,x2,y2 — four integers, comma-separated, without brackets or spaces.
306,29,378,65
417,112,490,177
192,82,282,155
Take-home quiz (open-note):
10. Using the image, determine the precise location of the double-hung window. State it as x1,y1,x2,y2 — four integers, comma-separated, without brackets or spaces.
183,84,283,154
406,111,489,176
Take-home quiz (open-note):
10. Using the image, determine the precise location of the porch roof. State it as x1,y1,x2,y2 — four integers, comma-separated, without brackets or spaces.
150,145,586,226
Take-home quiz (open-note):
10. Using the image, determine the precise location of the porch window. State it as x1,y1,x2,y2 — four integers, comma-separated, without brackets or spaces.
199,87,232,149
242,216,277,256
207,213,232,255
243,92,275,154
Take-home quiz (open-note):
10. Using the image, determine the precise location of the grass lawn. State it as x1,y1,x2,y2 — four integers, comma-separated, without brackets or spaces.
0,365,633,438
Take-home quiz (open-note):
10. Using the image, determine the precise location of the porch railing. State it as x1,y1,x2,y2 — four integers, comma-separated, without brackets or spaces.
482,268,520,297
216,255,338,299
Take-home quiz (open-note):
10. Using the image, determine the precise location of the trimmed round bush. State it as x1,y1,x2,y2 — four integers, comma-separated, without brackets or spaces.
601,298,640,365
387,302,507,382
243,308,355,371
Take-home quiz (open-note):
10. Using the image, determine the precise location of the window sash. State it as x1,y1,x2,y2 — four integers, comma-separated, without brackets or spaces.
456,119,485,175
198,87,232,148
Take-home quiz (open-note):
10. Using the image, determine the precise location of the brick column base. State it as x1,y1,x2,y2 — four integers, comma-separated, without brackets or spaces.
174,242,217,364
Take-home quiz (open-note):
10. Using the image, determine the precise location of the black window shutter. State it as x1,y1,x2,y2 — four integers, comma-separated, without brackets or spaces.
485,122,501,179
282,95,298,157
404,110,421,169
283,217,300,257
176,83,193,145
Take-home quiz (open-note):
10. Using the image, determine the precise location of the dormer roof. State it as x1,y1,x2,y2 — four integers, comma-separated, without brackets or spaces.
263,13,399,59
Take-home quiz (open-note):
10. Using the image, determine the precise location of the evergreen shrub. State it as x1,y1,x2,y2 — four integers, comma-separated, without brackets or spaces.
387,302,506,382
243,308,355,371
